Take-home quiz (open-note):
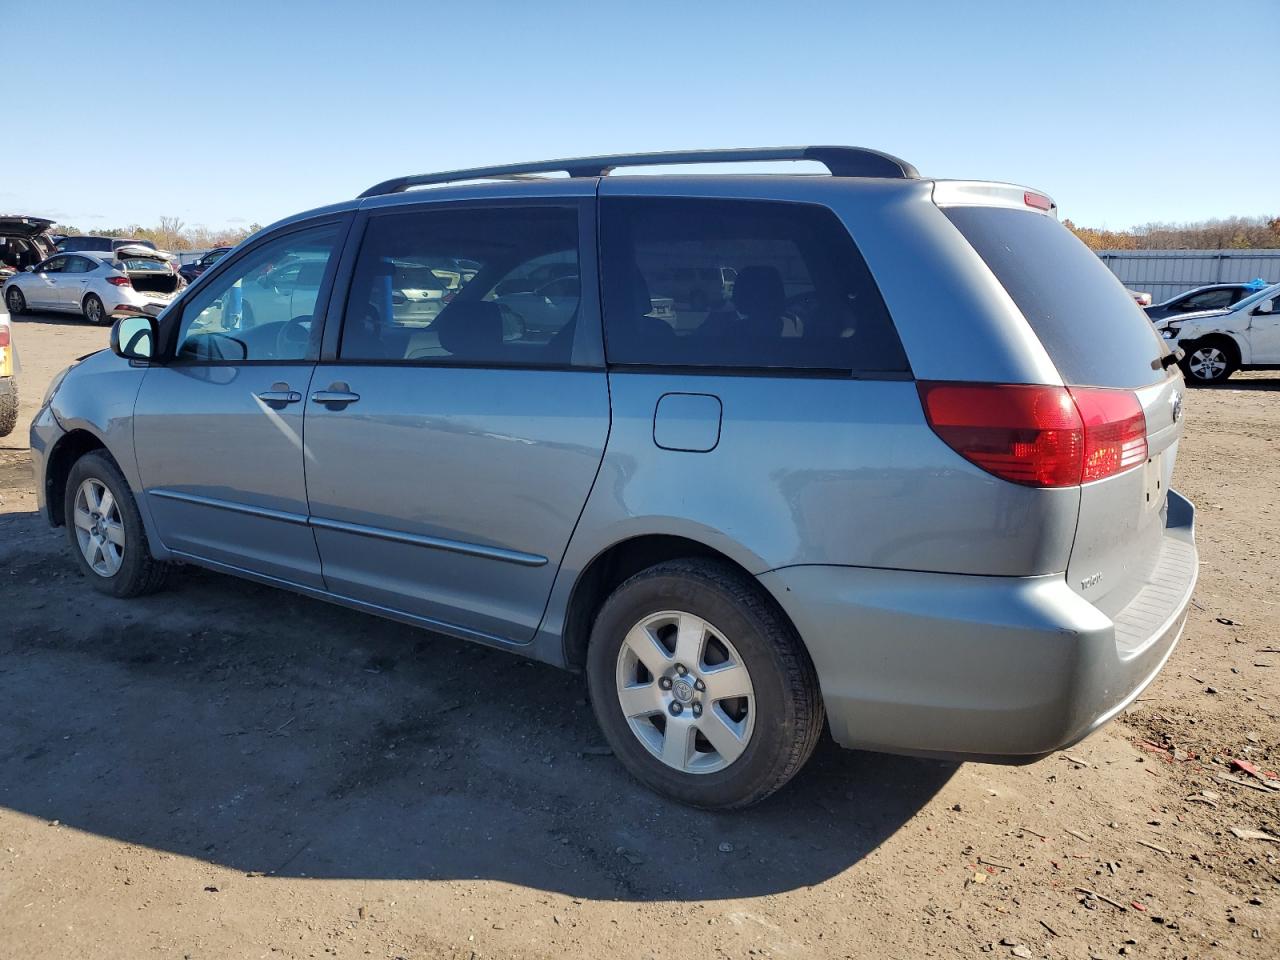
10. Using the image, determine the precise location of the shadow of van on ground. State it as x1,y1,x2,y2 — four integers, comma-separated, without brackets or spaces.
0,534,954,902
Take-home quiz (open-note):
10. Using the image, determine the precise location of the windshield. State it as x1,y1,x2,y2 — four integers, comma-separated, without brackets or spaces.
1230,282,1280,313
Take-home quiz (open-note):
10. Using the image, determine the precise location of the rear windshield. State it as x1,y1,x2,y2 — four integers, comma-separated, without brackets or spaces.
944,206,1167,388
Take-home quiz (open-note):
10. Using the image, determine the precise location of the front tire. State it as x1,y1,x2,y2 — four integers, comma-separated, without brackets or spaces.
82,293,106,325
5,286,26,316
586,558,824,809
64,451,170,597
1180,338,1237,385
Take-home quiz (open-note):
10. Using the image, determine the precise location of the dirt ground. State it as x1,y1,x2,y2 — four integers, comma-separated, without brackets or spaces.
1,310,1277,960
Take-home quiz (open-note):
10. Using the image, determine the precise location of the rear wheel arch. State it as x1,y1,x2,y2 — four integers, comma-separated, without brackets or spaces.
81,292,106,324
45,429,112,525
561,533,804,671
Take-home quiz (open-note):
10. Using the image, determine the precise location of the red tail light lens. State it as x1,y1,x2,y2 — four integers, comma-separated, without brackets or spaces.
1071,387,1148,482
106,275,132,287
0,327,10,348
918,382,1147,488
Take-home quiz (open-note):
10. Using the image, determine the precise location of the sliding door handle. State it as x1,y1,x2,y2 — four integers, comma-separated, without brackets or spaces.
311,382,360,407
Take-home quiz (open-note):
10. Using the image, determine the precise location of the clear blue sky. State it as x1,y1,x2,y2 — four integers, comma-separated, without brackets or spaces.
6,0,1278,232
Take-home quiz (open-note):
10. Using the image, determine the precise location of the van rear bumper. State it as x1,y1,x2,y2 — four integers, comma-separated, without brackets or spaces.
758,490,1196,761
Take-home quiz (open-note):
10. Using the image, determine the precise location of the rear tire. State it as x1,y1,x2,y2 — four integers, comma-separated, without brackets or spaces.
5,286,26,316
0,379,17,437
64,451,170,598
1179,337,1237,385
586,558,824,809
82,294,106,325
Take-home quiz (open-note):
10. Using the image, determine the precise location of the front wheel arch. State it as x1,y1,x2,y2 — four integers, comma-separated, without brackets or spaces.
44,429,110,526
1179,334,1240,384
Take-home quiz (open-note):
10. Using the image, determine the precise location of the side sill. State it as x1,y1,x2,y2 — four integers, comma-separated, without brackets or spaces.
168,549,538,651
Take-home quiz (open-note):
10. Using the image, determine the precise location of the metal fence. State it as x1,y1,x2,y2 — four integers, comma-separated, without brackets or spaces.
1096,249,1280,304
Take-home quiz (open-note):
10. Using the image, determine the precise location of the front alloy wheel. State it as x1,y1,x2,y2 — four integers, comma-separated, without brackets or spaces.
63,450,170,597
73,477,125,576
615,611,756,774
1184,343,1233,384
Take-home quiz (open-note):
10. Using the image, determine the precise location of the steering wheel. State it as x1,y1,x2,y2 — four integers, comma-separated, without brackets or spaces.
275,315,312,358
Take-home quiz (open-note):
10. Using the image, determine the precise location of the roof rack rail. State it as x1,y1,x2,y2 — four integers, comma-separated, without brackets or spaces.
357,145,919,198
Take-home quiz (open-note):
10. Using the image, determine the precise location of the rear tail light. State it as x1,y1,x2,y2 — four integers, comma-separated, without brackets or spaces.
0,327,10,348
106,275,132,287
1071,387,1148,482
918,382,1147,488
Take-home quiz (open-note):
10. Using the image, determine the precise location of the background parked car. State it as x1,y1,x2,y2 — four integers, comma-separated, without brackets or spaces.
0,215,58,285
178,246,232,284
3,250,184,324
1143,279,1271,321
1155,281,1280,384
56,236,178,264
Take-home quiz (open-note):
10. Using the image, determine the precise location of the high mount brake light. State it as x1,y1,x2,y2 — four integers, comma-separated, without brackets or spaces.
918,382,1147,488
1024,191,1054,211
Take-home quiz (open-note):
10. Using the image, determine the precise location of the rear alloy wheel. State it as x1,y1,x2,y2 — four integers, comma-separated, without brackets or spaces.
64,451,170,597
5,286,25,316
587,558,823,809
82,294,106,325
1181,340,1236,385
614,610,757,775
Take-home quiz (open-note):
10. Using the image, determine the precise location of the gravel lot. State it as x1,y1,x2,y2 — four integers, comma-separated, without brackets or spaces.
1,310,1277,959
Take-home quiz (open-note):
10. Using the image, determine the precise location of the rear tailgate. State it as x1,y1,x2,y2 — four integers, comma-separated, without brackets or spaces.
939,195,1187,617
116,252,182,300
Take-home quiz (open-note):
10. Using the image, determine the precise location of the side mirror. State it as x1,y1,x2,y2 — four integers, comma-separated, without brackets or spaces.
24,265,35,273
1257,299,1275,316
110,315,158,361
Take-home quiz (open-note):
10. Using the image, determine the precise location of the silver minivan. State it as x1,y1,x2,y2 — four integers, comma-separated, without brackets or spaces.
30,147,1196,809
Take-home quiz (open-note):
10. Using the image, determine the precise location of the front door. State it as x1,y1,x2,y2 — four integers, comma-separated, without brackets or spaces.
303,199,609,643
132,220,345,586
29,255,69,309
1247,298,1280,363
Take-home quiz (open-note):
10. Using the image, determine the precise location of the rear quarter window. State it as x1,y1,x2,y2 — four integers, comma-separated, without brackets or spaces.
944,206,1167,388
601,197,909,375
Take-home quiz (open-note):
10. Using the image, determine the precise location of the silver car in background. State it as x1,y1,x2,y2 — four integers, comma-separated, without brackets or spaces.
29,147,1196,809
4,249,184,323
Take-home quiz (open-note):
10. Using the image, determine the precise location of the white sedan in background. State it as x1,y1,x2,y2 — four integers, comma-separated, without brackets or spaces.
2,249,184,324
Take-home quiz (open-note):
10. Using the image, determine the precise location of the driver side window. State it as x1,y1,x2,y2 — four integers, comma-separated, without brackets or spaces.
174,224,339,362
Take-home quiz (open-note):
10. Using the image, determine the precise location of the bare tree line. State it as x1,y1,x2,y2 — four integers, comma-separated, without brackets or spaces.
54,213,1280,254
1066,215,1280,251
52,217,263,251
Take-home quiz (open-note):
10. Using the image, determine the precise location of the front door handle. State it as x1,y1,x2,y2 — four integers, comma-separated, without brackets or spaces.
311,382,360,407
257,381,302,405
